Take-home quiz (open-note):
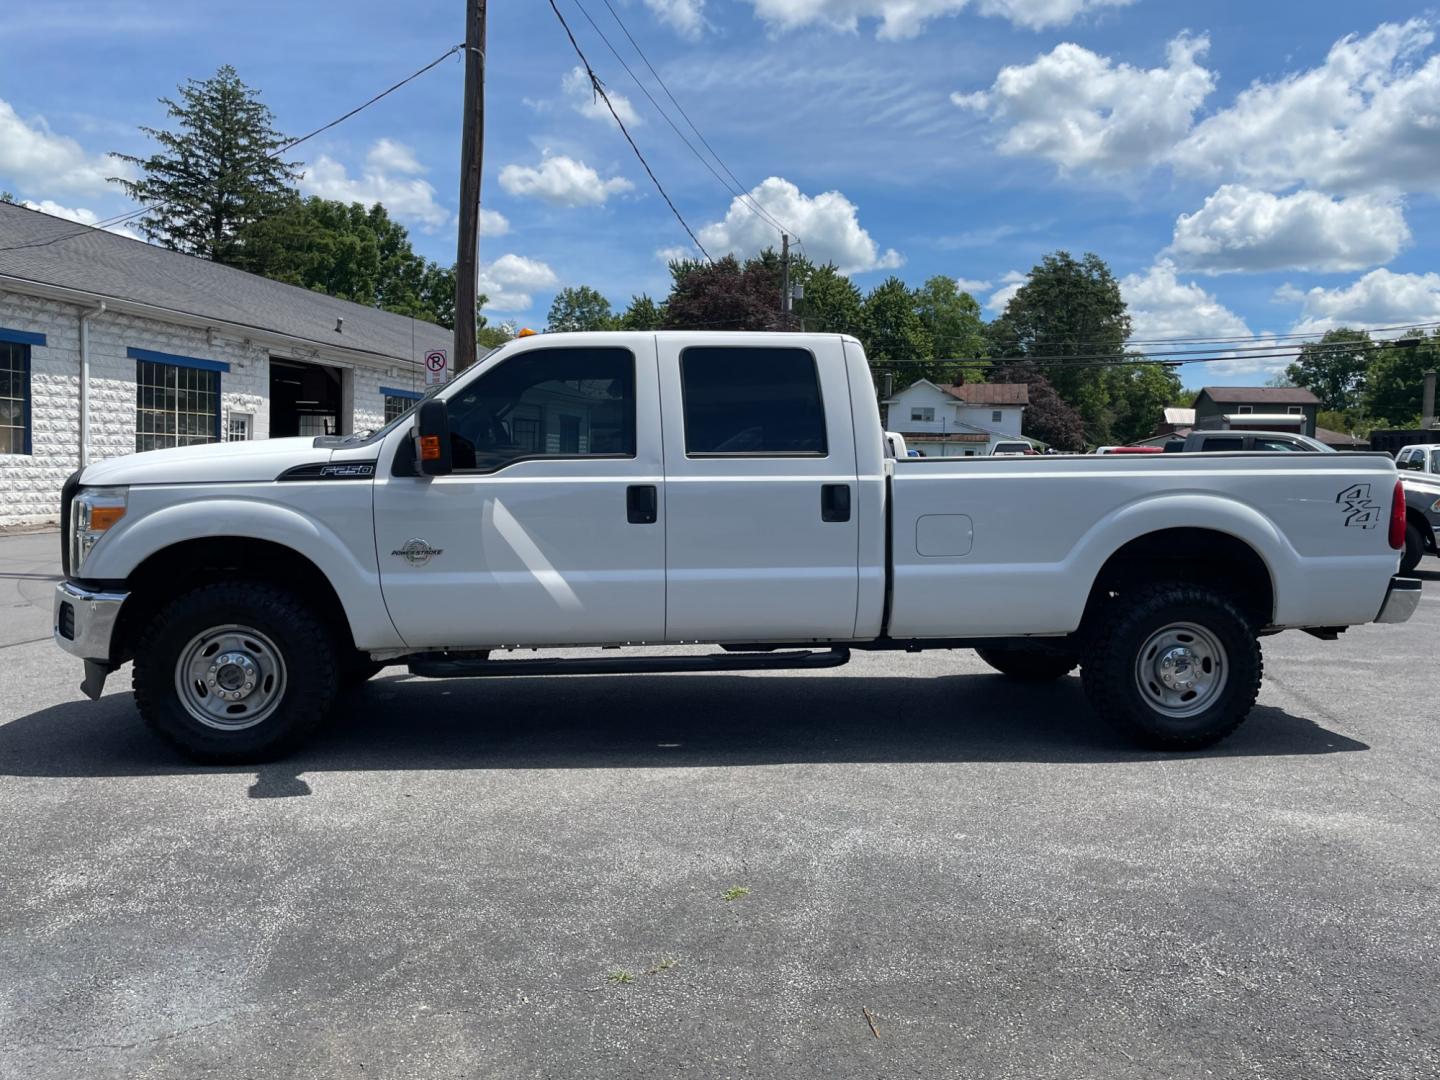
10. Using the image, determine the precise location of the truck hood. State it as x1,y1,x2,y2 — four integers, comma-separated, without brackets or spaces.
80,437,331,486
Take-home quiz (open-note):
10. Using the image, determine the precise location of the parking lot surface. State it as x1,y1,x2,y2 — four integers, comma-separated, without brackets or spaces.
2,528,1438,1079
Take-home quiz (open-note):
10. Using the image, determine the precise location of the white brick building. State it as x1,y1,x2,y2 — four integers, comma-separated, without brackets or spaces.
882,378,1032,456
0,202,450,526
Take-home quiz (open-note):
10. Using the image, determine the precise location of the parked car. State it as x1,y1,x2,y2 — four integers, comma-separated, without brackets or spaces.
1164,431,1335,453
990,441,1036,456
1399,472,1440,574
1395,444,1440,476
1096,446,1165,454
54,331,1417,762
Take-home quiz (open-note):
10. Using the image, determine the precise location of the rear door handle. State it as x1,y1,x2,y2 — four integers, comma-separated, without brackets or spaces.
627,484,658,524
821,483,851,523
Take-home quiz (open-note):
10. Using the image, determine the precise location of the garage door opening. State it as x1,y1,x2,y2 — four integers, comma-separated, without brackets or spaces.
269,358,343,438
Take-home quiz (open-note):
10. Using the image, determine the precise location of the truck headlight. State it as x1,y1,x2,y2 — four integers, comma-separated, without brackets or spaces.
71,486,128,575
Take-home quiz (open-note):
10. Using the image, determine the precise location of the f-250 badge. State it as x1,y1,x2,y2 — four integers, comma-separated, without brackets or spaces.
1336,484,1383,529
392,538,444,566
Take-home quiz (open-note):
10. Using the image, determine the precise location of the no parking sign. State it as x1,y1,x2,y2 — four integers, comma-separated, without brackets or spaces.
423,348,448,387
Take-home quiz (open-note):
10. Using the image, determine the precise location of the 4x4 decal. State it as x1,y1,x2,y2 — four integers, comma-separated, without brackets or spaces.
1336,483,1383,529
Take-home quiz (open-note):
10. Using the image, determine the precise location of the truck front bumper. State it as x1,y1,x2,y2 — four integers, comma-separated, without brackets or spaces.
54,582,128,698
1375,576,1422,624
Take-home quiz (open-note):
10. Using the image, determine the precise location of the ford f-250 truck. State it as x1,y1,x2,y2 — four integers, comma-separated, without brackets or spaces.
54,332,1420,762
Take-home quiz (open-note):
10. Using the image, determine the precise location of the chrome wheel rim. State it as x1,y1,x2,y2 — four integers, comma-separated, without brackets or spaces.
174,624,287,731
1134,621,1227,719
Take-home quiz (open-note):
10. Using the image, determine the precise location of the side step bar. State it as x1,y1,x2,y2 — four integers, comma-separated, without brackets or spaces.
408,648,851,679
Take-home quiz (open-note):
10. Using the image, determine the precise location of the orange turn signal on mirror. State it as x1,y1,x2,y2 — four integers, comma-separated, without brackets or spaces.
89,505,126,530
419,435,442,461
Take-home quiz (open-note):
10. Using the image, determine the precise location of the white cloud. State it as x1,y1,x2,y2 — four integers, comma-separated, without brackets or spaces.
696,177,901,274
954,277,991,293
1172,19,1440,195
1121,262,1283,375
656,245,694,263
478,253,559,313
299,139,450,230
0,98,128,196
953,33,1214,172
19,199,141,239
479,208,510,236
645,0,708,39
563,67,643,128
751,0,1133,40
1166,185,1410,274
984,270,1026,313
1284,269,1440,335
498,154,633,207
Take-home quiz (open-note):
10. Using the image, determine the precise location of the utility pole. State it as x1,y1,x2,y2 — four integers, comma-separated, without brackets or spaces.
453,0,486,372
780,233,791,327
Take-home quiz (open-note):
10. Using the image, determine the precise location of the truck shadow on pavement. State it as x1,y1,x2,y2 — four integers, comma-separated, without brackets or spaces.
0,670,1369,795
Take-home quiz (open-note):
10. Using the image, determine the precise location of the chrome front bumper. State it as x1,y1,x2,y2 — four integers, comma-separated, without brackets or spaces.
1376,576,1422,624
54,580,128,663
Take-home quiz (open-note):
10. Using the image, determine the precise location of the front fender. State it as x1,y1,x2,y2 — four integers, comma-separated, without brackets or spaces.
81,490,405,650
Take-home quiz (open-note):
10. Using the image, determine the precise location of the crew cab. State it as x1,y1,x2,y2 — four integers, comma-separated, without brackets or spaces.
54,332,1420,762
1167,430,1333,454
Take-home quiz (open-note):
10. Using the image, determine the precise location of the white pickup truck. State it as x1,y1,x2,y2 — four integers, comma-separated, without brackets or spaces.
55,332,1420,762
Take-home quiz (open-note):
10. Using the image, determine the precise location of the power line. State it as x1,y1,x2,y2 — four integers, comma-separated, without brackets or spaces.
0,43,466,255
583,0,798,242
547,0,711,260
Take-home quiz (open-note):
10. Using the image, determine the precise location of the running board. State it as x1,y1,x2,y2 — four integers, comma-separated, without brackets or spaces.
407,648,851,679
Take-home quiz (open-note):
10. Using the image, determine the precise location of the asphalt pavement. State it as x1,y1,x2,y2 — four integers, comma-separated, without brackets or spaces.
2,527,1438,1079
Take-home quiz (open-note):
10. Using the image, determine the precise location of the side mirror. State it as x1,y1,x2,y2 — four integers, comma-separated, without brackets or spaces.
411,399,452,476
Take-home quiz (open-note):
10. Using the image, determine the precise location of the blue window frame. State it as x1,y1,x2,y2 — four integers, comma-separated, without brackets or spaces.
0,339,33,456
381,385,422,424
129,348,226,451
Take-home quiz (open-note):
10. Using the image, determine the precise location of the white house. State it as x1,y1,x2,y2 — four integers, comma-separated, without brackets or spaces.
882,378,1031,456
0,201,452,526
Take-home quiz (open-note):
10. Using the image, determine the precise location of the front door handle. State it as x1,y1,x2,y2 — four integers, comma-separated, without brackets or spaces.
821,483,851,523
627,484,658,524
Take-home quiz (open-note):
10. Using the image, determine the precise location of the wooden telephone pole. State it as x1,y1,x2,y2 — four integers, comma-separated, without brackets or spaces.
453,0,486,372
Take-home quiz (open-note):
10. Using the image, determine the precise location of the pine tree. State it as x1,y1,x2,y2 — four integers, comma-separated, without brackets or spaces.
111,66,297,264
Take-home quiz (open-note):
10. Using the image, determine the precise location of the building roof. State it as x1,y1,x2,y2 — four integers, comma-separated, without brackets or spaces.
941,382,1030,406
1163,407,1196,425
1199,386,1319,405
0,201,450,364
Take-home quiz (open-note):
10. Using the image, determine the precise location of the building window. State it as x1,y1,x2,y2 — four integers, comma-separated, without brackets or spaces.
135,359,220,452
911,407,934,422
1287,405,1303,415
227,413,252,441
0,341,32,455
991,410,1003,423
381,386,422,424
1237,405,1253,414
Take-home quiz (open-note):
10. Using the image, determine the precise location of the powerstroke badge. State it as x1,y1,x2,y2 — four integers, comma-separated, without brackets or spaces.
1336,483,1383,529
392,538,444,566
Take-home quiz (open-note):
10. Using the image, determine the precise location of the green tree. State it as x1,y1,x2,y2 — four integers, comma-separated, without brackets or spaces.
913,276,986,385
795,264,863,337
236,195,454,324
546,285,616,332
1105,363,1184,445
112,65,297,264
861,276,932,378
618,293,664,330
1363,330,1440,427
662,255,784,331
987,252,1131,442
1285,328,1373,413
992,363,1086,451
478,313,515,349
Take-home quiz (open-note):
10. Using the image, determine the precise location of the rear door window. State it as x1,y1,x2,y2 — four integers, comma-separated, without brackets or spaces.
1252,437,1306,452
679,346,826,456
1201,436,1244,451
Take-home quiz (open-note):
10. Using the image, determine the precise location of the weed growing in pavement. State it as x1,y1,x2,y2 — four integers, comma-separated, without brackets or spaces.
723,886,751,902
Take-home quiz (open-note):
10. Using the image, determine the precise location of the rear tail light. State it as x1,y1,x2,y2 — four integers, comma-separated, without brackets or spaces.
1389,479,1406,550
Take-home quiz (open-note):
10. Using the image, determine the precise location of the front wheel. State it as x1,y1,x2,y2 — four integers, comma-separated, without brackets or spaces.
1401,521,1424,575
132,581,340,763
1080,583,1262,751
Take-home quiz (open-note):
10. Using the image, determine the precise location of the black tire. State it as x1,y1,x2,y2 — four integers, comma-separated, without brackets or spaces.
342,654,387,687
1401,521,1424,575
132,581,340,763
975,646,1078,682
1080,582,1262,751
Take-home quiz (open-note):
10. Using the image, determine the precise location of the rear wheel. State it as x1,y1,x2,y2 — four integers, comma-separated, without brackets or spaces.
975,646,1078,682
132,581,340,763
1080,582,1261,751
1401,521,1424,575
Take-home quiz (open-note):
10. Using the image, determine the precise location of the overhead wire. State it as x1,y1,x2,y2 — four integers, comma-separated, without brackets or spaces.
547,0,711,260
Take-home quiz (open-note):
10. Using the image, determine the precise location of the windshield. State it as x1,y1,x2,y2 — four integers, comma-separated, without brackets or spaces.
1432,450,1440,473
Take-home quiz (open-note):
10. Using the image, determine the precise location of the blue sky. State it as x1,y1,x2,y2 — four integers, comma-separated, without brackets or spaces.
1,0,1437,384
